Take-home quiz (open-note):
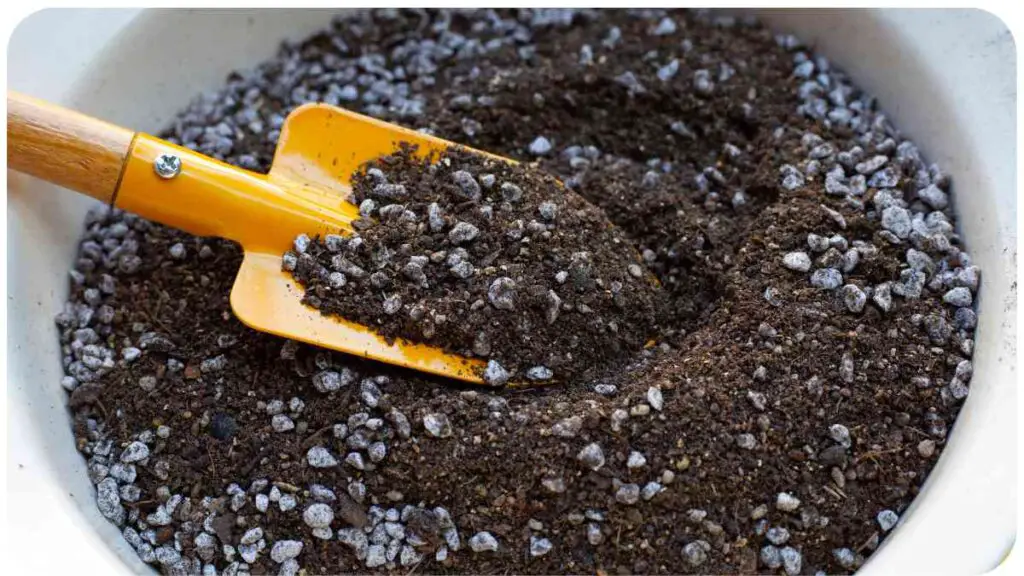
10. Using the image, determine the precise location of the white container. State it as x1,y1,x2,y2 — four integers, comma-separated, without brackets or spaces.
7,9,1016,575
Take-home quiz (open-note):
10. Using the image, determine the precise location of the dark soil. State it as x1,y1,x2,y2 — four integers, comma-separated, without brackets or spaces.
59,9,976,576
288,144,666,384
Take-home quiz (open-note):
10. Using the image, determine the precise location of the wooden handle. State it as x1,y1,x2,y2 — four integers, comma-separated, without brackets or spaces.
7,91,136,204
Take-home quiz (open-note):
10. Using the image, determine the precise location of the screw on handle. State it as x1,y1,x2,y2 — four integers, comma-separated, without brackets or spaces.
6,90,136,204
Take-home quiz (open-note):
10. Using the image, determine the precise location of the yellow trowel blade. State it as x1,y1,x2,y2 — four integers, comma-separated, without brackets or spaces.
230,104,501,384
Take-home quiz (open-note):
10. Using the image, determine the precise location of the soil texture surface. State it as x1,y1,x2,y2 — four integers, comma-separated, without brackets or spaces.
55,9,979,576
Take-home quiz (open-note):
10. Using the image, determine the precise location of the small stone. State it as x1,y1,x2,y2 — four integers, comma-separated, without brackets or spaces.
842,284,867,313
345,452,367,470
526,366,553,381
918,184,949,209
451,171,481,201
469,531,499,553
682,540,710,567
577,443,605,470
877,509,899,532
647,387,664,411
627,451,647,468
766,526,791,545
807,233,829,252
483,360,510,387
882,206,912,238
693,69,714,95
313,370,346,393
782,252,811,272
829,424,852,447
542,477,566,493
367,442,387,463
528,137,553,156
918,439,937,458
780,546,802,575
270,540,303,563
120,441,150,463
371,183,408,201
487,277,516,310
747,390,767,411
272,414,295,433
873,283,893,312
499,182,523,203
839,352,855,383
616,483,641,505
760,545,782,570
552,416,583,438
448,222,480,245
736,434,757,450
278,494,298,512
240,527,263,545
810,268,843,290
306,446,338,468
834,548,857,569
776,492,801,512
303,503,334,529
529,536,553,557
423,413,452,438
943,287,973,307
365,544,386,568
96,477,124,525
641,481,665,501
538,201,559,221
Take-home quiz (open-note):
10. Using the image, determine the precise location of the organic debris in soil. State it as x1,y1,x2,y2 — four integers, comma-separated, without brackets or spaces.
54,9,980,576
287,144,666,384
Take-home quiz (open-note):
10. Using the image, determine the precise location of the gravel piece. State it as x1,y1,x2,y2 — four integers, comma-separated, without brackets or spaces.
810,268,843,290
842,284,867,313
469,531,499,553
627,451,647,468
551,416,583,438
776,492,801,512
423,413,453,438
943,287,973,307
760,545,782,570
96,477,125,525
451,171,482,201
240,527,264,545
528,136,553,156
270,540,303,563
312,371,343,393
877,509,899,532
834,547,857,569
481,358,509,385
615,483,640,504
782,252,811,272
487,277,517,311
918,439,937,458
529,536,553,557
641,481,665,501
272,414,295,432
918,184,949,209
303,503,335,529
881,206,912,238
647,386,664,411
736,433,757,450
766,526,790,545
306,446,338,468
682,540,710,566
780,546,802,575
577,443,605,470
120,441,150,463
